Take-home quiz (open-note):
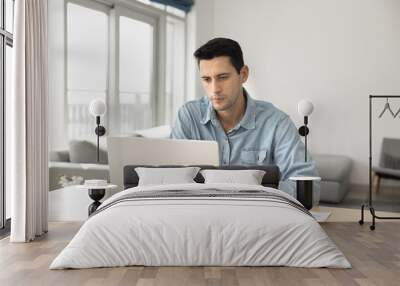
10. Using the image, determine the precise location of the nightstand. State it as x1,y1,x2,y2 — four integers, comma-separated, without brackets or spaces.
289,176,321,210
78,184,117,216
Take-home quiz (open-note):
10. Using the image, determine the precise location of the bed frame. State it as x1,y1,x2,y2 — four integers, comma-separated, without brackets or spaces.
123,165,280,189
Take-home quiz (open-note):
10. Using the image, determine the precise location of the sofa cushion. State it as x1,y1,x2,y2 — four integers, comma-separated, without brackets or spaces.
69,140,108,164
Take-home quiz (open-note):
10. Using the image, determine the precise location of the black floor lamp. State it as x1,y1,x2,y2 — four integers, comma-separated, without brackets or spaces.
89,99,107,163
290,99,320,210
297,99,314,162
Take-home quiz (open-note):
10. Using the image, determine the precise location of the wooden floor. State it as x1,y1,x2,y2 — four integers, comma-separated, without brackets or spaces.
1,221,400,286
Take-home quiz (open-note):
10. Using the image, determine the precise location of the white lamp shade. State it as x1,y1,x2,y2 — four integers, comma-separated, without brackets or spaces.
89,99,106,116
297,99,314,116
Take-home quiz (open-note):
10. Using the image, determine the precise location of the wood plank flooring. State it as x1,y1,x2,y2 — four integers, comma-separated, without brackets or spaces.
1,221,400,286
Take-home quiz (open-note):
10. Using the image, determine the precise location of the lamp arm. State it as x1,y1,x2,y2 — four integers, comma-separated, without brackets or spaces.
297,116,309,162
93,116,106,163
97,116,100,163
304,116,308,162
304,131,307,162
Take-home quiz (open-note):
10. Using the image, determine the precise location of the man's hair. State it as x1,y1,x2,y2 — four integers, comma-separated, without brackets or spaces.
193,38,244,74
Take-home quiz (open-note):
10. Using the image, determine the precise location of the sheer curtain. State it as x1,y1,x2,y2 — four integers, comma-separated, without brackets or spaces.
10,0,48,242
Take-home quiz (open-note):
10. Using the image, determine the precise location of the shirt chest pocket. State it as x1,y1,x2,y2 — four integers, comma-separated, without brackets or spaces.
240,150,267,165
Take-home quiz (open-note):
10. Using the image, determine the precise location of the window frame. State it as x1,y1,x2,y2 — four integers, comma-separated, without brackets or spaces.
110,4,160,132
64,0,111,138
165,14,186,124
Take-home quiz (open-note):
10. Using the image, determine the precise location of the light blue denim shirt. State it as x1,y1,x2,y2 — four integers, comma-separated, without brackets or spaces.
171,91,320,204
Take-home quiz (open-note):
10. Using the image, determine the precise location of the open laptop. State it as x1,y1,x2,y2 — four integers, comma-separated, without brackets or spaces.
107,136,219,191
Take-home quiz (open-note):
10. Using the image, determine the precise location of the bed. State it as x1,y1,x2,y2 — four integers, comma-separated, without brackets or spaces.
50,165,351,269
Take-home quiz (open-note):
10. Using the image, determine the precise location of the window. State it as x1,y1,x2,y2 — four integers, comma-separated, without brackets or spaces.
136,0,187,124
165,15,185,124
0,0,14,232
61,0,187,142
119,15,154,133
66,2,108,139
5,0,13,33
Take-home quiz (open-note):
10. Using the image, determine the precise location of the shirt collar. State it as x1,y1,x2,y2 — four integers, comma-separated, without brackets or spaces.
200,89,256,130
200,99,215,125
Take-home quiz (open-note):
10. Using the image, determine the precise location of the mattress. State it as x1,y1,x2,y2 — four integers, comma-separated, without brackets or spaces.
50,183,351,269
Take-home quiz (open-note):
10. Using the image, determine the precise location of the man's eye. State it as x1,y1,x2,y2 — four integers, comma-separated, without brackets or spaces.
202,78,211,83
219,76,228,80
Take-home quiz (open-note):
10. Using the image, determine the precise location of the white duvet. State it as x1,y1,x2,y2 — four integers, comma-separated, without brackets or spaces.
50,183,351,269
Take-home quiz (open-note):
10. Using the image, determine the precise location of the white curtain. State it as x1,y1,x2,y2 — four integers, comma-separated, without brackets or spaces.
10,0,48,242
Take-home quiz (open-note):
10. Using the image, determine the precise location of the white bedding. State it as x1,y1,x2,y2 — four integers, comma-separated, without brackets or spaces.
50,183,351,269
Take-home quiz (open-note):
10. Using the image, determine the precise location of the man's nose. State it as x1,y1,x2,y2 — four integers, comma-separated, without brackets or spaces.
210,80,222,94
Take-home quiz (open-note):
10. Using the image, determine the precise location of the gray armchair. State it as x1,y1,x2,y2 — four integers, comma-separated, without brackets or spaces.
372,137,400,192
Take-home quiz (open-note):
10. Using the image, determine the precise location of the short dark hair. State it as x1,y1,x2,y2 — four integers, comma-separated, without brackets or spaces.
193,38,244,74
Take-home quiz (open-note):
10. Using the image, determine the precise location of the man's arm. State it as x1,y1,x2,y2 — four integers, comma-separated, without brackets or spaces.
273,115,320,205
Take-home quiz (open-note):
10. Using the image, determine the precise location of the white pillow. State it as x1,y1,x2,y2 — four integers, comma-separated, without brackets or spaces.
135,167,200,186
200,169,266,185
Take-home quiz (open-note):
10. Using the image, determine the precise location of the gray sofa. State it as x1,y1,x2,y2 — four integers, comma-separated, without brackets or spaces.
49,126,171,191
49,147,109,191
313,153,353,203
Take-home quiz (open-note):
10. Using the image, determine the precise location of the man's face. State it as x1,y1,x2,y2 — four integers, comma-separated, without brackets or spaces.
199,56,248,112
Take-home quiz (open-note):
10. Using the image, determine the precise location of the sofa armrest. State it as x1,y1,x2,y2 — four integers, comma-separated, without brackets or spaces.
49,150,70,162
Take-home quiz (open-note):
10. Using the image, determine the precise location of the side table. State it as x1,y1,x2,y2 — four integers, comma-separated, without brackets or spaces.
289,176,321,210
78,184,117,216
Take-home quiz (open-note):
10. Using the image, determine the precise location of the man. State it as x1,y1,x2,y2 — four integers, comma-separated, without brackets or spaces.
171,37,319,203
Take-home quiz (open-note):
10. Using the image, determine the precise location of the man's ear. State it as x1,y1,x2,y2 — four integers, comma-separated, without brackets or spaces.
240,65,249,83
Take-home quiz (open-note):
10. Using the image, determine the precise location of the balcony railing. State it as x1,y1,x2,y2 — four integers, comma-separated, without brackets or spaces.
67,91,153,139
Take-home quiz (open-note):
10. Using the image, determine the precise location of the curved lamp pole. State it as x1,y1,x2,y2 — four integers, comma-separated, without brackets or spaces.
89,99,107,163
297,99,314,162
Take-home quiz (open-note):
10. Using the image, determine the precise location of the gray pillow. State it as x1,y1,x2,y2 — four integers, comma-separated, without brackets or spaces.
200,169,266,185
49,150,70,162
69,140,108,164
135,167,200,186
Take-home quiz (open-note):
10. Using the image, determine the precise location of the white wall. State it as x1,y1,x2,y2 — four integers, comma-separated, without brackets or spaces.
194,0,400,184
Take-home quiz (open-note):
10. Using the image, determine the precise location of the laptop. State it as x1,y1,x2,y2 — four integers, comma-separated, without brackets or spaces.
107,136,219,191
